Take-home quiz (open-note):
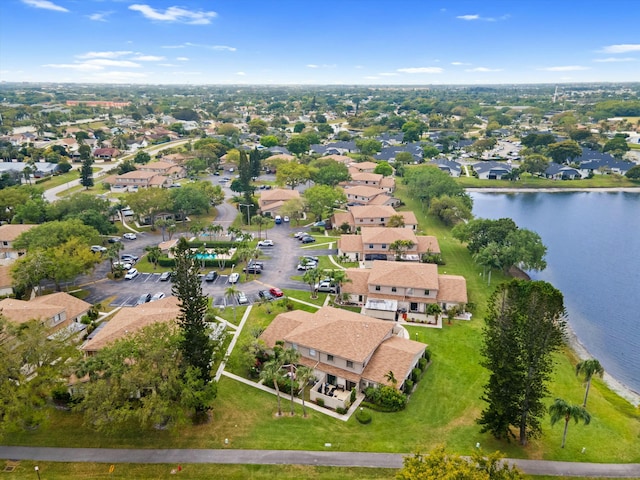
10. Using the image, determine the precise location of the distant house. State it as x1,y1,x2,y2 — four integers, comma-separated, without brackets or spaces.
258,188,301,216
338,227,440,264
579,158,634,177
93,148,121,161
473,161,512,180
331,205,418,232
0,292,91,335
0,224,36,260
138,161,187,180
102,170,173,191
427,159,462,177
0,265,14,296
344,185,399,207
342,261,468,322
82,296,181,355
0,161,59,179
310,141,358,155
544,163,582,180
259,306,427,410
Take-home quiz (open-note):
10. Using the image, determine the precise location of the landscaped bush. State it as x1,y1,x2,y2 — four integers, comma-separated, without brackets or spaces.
315,398,324,407
355,408,372,424
423,348,431,363
350,388,357,404
404,379,414,394
363,385,407,411
411,367,421,383
157,255,237,268
335,407,347,415
418,357,427,371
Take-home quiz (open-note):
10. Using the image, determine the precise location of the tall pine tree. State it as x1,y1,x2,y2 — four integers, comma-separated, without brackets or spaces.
171,237,215,412
80,157,94,189
478,279,567,445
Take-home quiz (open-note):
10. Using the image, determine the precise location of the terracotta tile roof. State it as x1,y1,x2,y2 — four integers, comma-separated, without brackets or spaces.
342,269,371,294
116,170,158,180
331,211,353,228
437,274,468,304
148,176,170,186
0,298,63,324
368,261,440,290
345,185,386,198
416,236,441,254
258,200,286,213
260,306,394,363
398,211,418,225
362,336,425,386
337,235,363,253
0,224,36,242
298,356,361,383
349,205,397,219
380,177,396,189
31,292,91,321
0,265,12,288
323,154,352,164
351,172,383,183
259,310,314,349
139,161,175,171
351,161,378,171
368,194,394,205
259,188,300,203
82,296,181,352
361,227,417,245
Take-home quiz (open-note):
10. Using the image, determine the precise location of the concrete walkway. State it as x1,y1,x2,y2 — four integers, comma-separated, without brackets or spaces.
1,446,638,477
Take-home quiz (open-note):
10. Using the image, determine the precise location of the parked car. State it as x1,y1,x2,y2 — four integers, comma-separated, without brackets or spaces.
248,260,264,269
121,254,139,263
228,272,240,284
123,233,137,240
243,265,262,274
205,271,218,282
297,263,317,271
159,271,171,282
283,216,290,222
107,237,121,244
257,239,274,247
301,236,316,244
124,268,139,280
315,281,337,293
258,290,274,301
294,231,306,238
112,261,132,270
136,293,151,305
269,287,284,298
151,292,166,302
313,220,327,228
91,245,107,253
237,291,249,305
301,255,319,263
274,215,282,224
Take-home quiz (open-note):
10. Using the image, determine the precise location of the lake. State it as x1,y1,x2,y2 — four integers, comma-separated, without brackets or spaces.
470,191,640,395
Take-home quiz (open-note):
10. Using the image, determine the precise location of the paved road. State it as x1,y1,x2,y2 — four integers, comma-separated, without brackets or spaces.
1,446,638,477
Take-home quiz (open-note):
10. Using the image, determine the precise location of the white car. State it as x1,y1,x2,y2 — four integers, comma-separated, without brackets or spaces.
237,291,248,305
91,245,107,253
257,239,274,247
283,216,290,222
151,292,166,302
124,268,139,280
123,233,137,240
113,261,132,270
228,272,240,284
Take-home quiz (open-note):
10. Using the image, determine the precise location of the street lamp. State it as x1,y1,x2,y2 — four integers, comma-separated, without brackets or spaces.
34,466,41,480
239,204,251,226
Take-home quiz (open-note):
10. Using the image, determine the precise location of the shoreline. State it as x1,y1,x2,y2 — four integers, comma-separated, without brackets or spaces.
474,189,640,408
564,323,640,407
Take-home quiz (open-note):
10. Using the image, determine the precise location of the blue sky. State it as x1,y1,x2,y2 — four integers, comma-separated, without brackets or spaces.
1,0,639,85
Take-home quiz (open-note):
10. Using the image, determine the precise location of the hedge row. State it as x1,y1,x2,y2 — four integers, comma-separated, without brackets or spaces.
157,256,238,268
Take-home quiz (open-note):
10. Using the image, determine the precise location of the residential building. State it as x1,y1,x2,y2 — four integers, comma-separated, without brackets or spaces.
337,227,440,264
258,188,301,216
473,161,513,180
138,161,187,180
102,170,173,191
341,261,467,322
0,224,35,260
259,306,426,410
331,205,418,232
93,147,121,161
344,185,399,207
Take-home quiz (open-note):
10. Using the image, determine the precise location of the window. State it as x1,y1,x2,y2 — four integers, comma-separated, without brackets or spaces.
375,285,381,291
381,244,386,249
380,218,385,222
309,349,316,357
292,343,298,351
391,287,397,293
424,289,430,295
369,244,374,249
410,302,418,312
327,354,334,362
346,360,353,368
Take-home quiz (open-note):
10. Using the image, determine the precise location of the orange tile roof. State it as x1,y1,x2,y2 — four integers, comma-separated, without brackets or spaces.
0,292,90,326
331,211,354,228
362,336,425,386
416,236,441,254
349,205,397,219
341,269,371,294
0,224,36,242
259,188,301,203
398,211,418,225
437,274,468,304
368,261,440,290
361,227,418,245
345,185,386,198
0,265,12,289
337,235,363,253
31,292,91,321
82,296,181,352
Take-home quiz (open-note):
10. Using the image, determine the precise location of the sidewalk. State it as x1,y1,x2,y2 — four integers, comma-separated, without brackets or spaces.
1,446,638,477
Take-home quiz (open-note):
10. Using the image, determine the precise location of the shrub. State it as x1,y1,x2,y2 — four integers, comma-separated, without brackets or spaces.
412,367,421,382
364,385,407,411
336,407,347,415
316,398,324,407
355,408,372,424
418,358,427,371
350,387,357,404
423,348,431,363
404,379,414,394
51,385,71,406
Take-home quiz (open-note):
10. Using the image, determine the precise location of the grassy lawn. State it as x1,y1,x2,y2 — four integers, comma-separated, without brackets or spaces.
456,174,636,189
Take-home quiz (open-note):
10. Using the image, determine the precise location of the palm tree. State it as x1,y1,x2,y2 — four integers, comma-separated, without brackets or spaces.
426,303,442,324
473,242,503,286
384,370,398,388
296,365,315,418
549,398,591,448
106,242,124,274
189,220,206,240
576,359,604,407
166,223,177,240
206,223,223,241
260,358,285,417
145,245,162,270
281,347,300,415
225,285,240,324
251,215,268,240
302,268,321,299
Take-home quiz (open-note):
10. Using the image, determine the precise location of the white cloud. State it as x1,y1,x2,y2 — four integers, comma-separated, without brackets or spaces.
456,13,509,22
133,55,165,61
465,67,502,72
306,64,336,69
170,71,202,76
21,0,68,12
451,61,471,66
77,51,132,59
378,72,398,77
176,57,189,61
364,76,379,80
593,57,636,63
43,63,103,71
161,43,236,52
129,4,217,25
599,44,640,54
84,59,141,68
88,11,112,22
538,65,589,72
236,71,246,76
158,63,178,67
84,71,148,82
306,64,318,68
397,67,443,74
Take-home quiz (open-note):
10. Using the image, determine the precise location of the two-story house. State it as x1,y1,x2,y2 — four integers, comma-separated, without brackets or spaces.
103,170,173,192
341,171,396,194
259,306,426,410
331,205,418,232
337,227,440,264
138,161,187,180
0,224,35,260
258,188,301,217
344,185,399,207
0,292,92,335
342,261,467,323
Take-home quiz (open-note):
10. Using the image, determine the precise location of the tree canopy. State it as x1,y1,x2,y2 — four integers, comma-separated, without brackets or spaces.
303,185,345,221
404,165,472,209
309,158,350,186
276,161,310,190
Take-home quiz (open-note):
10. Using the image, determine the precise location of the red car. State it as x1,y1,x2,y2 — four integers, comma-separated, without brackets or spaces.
269,287,284,298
